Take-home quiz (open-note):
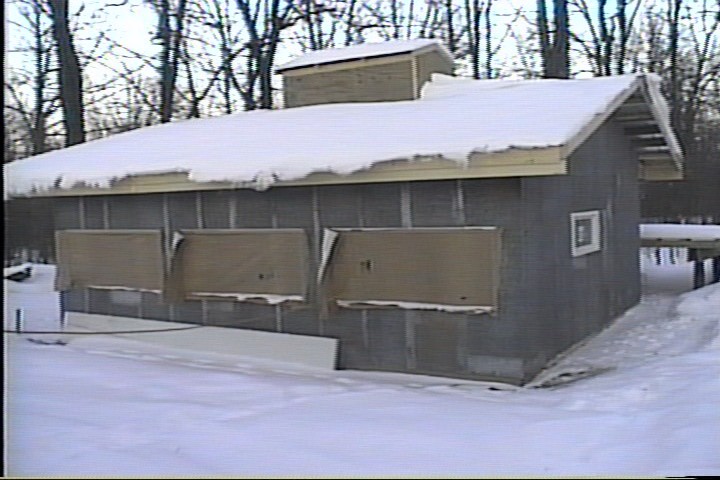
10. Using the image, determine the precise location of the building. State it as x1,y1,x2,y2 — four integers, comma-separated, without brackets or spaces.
5,39,684,384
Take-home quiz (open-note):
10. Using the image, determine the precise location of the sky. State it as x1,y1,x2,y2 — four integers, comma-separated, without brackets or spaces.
4,249,720,477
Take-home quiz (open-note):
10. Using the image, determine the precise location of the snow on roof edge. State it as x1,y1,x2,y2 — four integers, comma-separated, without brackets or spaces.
276,38,451,72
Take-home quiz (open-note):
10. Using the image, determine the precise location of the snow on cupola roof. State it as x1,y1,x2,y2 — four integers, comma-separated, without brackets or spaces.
275,38,452,73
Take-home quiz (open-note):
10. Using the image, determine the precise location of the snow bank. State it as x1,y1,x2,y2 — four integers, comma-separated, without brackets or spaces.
5,74,650,196
678,281,720,313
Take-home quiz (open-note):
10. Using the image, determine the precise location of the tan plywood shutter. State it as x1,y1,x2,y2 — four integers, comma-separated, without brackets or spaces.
55,230,164,291
173,229,309,300
325,228,501,308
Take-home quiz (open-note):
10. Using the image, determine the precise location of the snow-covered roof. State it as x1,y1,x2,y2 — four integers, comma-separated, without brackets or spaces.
276,39,451,72
641,224,720,242
4,72,683,198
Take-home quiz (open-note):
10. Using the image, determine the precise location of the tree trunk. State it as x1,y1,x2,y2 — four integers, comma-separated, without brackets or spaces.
446,0,456,54
549,0,570,78
537,0,551,74
32,1,47,155
259,0,282,109
598,0,611,75
538,0,569,78
158,0,172,122
237,0,288,110
668,0,683,130
485,0,493,78
47,0,85,146
465,0,481,79
616,0,628,74
390,0,401,39
158,0,187,123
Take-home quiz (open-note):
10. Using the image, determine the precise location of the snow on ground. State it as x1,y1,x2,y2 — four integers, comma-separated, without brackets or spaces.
4,251,720,477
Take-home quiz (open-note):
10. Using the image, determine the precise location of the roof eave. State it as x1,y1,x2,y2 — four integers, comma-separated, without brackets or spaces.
560,74,684,181
13,147,566,198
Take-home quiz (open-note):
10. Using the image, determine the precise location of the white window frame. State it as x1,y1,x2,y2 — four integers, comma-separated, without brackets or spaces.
571,210,601,257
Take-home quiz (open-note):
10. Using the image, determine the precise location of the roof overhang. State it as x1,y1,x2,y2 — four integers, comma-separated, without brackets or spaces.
21,147,566,198
561,74,684,181
6,74,683,199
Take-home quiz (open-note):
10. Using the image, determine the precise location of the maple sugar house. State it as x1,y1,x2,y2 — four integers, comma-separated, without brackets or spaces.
6,39,684,384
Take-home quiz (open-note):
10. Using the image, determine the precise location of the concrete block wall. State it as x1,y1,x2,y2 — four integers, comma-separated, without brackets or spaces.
57,178,532,383
56,121,641,384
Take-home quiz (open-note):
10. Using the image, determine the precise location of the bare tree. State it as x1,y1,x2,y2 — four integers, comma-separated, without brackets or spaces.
445,0,457,54
178,0,245,117
568,0,641,76
615,0,629,74
538,0,570,78
6,0,57,155
46,0,85,145
667,0,683,128
464,0,481,78
235,0,296,110
148,0,189,123
31,1,51,153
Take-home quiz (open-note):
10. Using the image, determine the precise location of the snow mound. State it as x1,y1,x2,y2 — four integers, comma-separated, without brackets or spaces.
675,283,720,350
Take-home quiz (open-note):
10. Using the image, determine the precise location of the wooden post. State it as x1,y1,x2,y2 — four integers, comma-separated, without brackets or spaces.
59,290,66,330
690,249,705,289
712,256,720,284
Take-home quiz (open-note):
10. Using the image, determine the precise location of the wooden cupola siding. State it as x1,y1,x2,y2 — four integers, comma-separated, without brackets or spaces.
280,49,454,108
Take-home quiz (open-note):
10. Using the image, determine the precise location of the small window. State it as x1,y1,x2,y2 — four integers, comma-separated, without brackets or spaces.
571,210,601,257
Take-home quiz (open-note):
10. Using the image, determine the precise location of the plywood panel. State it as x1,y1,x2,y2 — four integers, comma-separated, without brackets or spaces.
174,229,309,300
325,228,501,308
55,230,164,291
